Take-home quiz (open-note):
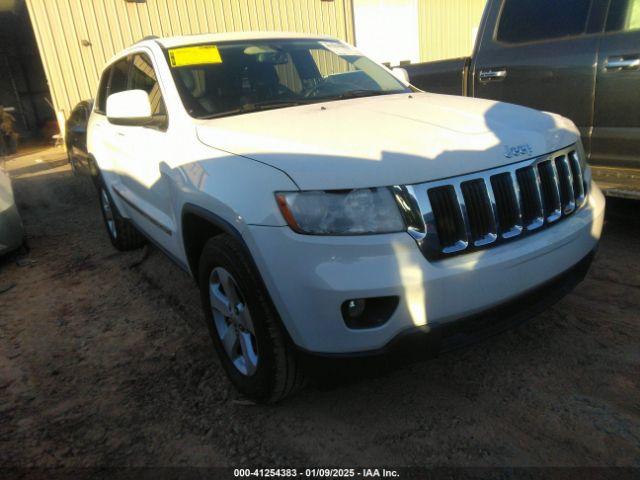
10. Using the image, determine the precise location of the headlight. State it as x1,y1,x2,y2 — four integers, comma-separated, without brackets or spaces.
275,188,405,235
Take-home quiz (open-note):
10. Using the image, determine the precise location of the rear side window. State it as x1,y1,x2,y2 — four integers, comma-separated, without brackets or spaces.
606,0,640,32
129,54,166,116
497,0,592,43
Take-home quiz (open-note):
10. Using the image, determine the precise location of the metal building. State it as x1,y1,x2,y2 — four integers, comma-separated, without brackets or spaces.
418,0,486,62
20,0,485,133
352,0,486,65
24,0,356,129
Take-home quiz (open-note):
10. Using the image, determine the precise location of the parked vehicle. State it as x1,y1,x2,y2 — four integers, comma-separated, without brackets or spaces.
65,100,93,176
404,0,640,199
0,164,25,256
87,33,605,402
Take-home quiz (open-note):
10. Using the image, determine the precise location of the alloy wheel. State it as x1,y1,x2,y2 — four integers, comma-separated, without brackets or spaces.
209,267,259,376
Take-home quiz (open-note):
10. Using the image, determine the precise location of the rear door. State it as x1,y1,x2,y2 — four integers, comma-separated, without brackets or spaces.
89,57,131,190
591,0,640,169
472,0,606,155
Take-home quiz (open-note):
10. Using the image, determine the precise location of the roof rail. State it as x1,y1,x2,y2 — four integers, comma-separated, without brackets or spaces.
134,35,159,45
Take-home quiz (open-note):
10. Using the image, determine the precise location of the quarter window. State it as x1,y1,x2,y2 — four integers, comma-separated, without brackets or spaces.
606,0,640,32
497,0,592,44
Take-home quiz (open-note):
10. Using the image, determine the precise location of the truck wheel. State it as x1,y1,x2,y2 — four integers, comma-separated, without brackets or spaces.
198,234,305,402
97,179,146,251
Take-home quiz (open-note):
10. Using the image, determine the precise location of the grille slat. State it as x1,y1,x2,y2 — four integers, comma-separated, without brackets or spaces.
427,186,468,253
555,155,576,214
415,146,587,260
537,160,562,222
461,179,497,246
516,166,544,230
569,151,586,206
490,172,523,239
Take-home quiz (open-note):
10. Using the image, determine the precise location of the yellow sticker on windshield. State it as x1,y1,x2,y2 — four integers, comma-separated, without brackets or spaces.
168,45,222,67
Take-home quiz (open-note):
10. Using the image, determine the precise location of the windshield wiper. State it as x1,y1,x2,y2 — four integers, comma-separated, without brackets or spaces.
336,90,392,99
198,92,402,119
309,90,402,102
252,99,320,109
198,99,318,119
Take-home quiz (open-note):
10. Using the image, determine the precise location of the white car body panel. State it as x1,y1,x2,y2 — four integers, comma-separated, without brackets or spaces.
196,92,579,190
249,187,604,352
87,34,604,355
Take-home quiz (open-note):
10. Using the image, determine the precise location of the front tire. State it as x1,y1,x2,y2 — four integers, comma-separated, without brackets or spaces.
198,234,305,402
97,177,146,251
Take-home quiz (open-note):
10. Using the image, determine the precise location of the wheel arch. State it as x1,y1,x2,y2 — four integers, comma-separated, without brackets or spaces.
181,203,248,279
181,203,297,347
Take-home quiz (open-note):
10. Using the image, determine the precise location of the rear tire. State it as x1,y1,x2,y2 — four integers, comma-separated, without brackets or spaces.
198,234,305,402
97,177,146,251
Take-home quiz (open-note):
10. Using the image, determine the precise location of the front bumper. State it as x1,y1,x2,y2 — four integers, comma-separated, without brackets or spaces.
246,183,605,354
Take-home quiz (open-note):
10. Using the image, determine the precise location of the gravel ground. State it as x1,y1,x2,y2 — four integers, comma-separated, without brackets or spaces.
0,148,638,468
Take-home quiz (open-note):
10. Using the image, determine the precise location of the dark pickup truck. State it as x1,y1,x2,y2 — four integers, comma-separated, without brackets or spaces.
405,0,640,199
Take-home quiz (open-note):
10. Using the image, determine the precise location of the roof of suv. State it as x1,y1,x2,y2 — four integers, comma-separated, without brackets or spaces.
155,31,338,49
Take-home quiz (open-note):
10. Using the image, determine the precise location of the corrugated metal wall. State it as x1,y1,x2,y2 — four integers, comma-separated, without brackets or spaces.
25,0,356,121
418,0,486,62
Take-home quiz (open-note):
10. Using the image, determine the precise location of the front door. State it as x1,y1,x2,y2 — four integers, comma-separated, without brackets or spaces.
472,0,604,155
115,52,175,252
592,0,640,170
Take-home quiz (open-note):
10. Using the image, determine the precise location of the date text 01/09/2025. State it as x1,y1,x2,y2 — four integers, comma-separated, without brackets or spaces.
233,468,400,478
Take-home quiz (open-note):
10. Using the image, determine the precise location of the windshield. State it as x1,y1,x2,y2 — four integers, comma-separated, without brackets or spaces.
164,39,412,119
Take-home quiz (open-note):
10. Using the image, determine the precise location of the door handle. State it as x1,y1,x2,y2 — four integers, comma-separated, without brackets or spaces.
605,56,640,71
479,69,507,82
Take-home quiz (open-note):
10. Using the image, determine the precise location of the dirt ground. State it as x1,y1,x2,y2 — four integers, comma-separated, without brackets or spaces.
0,147,638,468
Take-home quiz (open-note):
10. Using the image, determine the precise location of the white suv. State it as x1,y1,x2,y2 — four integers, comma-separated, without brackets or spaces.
87,33,605,402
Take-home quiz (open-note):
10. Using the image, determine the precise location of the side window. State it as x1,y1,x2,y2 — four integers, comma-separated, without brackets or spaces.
129,54,167,116
497,0,592,44
606,0,640,32
95,68,111,114
108,58,130,97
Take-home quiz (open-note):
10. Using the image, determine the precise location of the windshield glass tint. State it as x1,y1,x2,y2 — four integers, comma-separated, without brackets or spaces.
165,39,410,118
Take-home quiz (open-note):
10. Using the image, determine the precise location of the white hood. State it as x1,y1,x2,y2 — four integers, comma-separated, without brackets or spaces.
196,92,579,190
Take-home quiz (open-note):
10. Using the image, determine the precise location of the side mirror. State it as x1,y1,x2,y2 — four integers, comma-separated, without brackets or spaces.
107,90,158,127
391,67,410,84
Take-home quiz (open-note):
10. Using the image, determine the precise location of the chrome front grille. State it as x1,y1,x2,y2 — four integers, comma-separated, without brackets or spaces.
394,145,589,260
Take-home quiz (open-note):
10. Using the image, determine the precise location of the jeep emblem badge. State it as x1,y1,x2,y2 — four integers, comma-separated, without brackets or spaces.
503,144,534,159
